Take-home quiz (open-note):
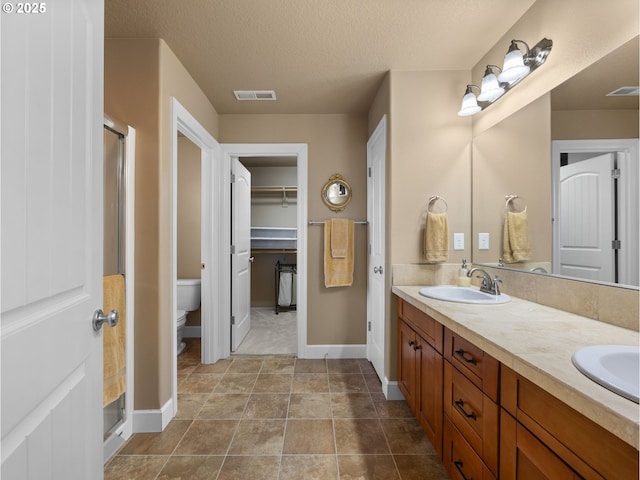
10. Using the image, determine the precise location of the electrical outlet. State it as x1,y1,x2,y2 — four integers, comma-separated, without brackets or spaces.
453,233,464,250
479,233,490,250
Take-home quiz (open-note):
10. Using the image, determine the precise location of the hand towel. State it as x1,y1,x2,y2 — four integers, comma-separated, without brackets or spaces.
324,219,355,287
424,212,449,262
103,274,126,407
330,218,350,258
502,210,532,262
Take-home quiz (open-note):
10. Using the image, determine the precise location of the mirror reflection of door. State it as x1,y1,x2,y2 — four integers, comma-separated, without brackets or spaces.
556,153,615,282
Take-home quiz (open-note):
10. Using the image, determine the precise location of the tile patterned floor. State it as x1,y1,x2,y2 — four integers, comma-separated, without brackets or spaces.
105,339,450,479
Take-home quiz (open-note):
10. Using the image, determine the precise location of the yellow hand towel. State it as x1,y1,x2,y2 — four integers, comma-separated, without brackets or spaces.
502,210,532,263
424,212,449,262
330,218,349,258
103,274,126,407
324,219,355,287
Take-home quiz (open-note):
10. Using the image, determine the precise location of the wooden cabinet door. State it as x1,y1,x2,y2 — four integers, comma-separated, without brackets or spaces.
398,320,417,412
500,410,580,480
417,337,444,457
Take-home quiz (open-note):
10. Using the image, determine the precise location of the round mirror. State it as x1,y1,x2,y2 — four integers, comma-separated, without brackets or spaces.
321,174,352,212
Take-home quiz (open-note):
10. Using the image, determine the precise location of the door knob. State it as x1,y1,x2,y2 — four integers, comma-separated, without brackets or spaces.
93,309,119,331
374,266,384,274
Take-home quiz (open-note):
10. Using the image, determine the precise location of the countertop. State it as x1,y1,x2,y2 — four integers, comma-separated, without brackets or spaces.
392,285,640,450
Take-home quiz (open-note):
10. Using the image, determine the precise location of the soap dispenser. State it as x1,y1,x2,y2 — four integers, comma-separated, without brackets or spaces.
457,259,471,287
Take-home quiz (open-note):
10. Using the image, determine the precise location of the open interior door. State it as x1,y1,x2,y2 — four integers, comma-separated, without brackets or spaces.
231,158,252,351
367,116,387,387
1,1,105,478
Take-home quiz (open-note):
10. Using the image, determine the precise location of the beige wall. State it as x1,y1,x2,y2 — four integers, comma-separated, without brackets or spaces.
551,109,639,140
472,94,552,264
105,38,219,410
220,114,369,345
177,136,202,279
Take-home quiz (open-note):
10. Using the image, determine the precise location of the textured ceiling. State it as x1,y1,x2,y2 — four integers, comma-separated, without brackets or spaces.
105,0,537,114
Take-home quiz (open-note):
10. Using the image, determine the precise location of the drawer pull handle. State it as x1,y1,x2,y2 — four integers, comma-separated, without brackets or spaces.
454,460,474,480
455,348,477,365
454,399,477,420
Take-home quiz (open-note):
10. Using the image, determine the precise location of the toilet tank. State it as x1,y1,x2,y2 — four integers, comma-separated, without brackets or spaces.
177,278,201,311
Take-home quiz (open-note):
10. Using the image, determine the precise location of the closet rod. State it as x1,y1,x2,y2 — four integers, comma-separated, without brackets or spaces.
308,220,368,225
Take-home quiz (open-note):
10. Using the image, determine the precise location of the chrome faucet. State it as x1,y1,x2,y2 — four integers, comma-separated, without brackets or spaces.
467,268,503,295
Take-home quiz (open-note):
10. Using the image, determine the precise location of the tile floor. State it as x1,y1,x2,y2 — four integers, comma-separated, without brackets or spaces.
105,339,450,479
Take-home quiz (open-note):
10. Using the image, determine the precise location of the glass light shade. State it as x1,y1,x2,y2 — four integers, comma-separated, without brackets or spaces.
498,49,530,84
457,91,481,117
477,72,505,102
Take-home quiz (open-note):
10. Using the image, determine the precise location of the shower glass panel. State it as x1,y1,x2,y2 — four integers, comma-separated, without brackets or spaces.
103,126,126,438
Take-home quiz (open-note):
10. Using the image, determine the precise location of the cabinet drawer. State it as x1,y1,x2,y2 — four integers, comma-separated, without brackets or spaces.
444,360,499,477
502,365,639,480
398,298,443,352
445,329,499,401
443,416,496,480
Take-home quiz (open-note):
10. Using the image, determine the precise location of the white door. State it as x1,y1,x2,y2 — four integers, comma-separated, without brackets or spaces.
1,1,105,478
367,116,387,385
556,153,615,282
231,159,252,351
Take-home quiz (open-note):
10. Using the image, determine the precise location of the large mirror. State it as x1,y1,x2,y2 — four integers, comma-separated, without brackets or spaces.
472,36,639,288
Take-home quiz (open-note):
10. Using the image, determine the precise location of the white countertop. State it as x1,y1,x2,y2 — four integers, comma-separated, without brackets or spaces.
392,285,640,449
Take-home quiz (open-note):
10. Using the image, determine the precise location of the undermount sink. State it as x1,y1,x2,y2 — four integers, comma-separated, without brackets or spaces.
572,345,640,403
418,286,511,305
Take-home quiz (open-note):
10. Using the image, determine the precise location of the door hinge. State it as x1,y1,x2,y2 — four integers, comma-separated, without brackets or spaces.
368,321,371,332
612,239,621,250
230,172,236,183
231,315,235,325
368,167,372,178
230,245,235,254
368,244,371,255
612,168,621,179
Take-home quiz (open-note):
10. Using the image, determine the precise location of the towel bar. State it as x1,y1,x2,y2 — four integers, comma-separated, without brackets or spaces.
308,220,367,225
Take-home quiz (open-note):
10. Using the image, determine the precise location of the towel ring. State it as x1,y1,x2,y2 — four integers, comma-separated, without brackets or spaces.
505,194,527,213
427,195,448,213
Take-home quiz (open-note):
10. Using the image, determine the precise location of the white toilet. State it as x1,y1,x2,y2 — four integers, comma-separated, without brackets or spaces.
176,278,201,355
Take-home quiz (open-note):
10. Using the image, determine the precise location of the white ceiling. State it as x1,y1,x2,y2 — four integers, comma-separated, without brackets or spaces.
105,0,537,115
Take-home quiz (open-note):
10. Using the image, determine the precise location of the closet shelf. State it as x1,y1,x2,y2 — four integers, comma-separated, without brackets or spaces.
251,186,297,194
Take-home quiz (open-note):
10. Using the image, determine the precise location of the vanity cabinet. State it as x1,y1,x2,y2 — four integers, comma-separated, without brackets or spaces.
443,329,500,480
397,298,444,457
500,365,639,480
395,292,638,480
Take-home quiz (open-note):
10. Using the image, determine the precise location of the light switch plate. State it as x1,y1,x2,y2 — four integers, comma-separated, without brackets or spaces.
453,233,464,250
479,233,490,250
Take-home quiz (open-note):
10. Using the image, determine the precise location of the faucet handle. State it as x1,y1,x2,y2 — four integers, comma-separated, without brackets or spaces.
493,276,503,295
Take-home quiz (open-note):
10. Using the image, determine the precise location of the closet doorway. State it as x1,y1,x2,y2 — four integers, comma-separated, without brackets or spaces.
234,156,298,355
222,144,308,359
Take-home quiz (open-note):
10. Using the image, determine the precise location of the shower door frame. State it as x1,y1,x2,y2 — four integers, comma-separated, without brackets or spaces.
103,116,136,462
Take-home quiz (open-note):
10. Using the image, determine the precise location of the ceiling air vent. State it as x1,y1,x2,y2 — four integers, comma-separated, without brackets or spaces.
606,86,640,97
233,90,277,101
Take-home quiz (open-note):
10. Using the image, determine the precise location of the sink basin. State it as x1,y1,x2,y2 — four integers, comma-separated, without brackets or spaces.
418,286,511,304
572,345,640,403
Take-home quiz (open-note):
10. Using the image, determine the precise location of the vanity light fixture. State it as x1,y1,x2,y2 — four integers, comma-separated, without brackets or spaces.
477,65,505,102
457,85,482,116
457,37,553,117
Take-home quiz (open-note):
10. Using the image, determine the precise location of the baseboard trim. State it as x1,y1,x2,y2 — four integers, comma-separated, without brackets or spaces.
133,398,173,433
183,326,201,338
383,380,403,400
302,344,367,359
